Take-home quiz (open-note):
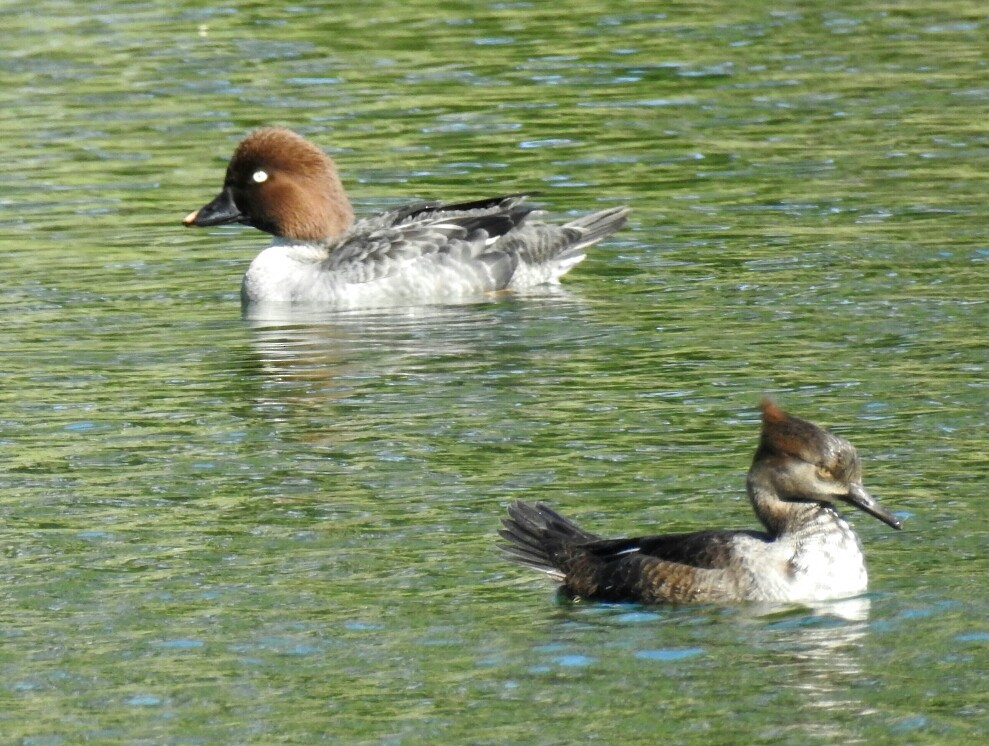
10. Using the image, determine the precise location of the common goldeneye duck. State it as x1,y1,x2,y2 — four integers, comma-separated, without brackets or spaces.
183,127,630,308
499,399,902,605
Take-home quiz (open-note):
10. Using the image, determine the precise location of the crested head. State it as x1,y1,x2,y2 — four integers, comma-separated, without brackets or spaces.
758,398,859,480
212,127,354,241
751,398,900,532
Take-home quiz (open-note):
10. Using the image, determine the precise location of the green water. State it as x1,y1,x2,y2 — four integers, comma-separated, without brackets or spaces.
1,0,987,743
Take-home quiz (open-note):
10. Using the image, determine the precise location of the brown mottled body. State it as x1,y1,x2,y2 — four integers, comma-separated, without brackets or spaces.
499,400,902,605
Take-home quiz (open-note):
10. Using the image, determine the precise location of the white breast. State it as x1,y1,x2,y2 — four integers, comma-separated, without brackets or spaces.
734,514,868,603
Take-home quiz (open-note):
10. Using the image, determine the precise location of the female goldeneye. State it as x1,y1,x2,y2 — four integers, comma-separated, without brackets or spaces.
183,128,630,307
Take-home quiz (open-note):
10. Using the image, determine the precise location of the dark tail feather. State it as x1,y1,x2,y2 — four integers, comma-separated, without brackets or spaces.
498,501,599,579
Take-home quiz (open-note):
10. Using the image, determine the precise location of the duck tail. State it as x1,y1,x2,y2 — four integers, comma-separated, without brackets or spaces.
505,206,630,287
498,501,598,580
561,205,631,254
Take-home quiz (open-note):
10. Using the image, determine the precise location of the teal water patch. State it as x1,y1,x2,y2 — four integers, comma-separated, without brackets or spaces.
633,647,705,662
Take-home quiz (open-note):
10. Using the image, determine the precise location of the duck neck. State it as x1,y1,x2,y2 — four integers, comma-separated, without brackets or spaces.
267,237,330,261
314,169,354,238
277,168,354,241
746,464,831,538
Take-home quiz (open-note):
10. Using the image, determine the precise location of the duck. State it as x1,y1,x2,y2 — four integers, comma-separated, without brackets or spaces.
499,399,902,604
182,127,630,307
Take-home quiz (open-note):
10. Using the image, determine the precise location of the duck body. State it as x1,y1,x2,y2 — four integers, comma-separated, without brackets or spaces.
238,194,626,308
499,400,902,605
183,128,629,308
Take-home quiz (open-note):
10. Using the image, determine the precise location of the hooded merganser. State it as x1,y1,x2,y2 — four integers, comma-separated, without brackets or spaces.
499,399,901,604
183,128,629,307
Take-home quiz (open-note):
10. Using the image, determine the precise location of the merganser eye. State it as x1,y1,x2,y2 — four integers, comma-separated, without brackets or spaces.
252,170,268,184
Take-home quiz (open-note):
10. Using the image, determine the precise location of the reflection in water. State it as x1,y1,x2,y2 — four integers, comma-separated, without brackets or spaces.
747,596,872,624
550,597,878,743
245,300,489,403
759,597,874,742
242,287,590,400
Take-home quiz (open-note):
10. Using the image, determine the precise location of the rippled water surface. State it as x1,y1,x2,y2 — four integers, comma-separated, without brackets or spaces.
2,1,987,743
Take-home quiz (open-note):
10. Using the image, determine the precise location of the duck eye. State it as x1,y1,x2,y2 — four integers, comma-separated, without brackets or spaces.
252,169,269,184
816,466,833,480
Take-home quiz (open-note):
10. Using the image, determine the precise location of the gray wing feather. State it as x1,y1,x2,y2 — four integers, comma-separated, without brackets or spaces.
320,221,517,289
314,198,627,289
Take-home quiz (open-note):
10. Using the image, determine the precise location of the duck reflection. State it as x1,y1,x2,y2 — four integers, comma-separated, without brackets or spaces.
241,286,590,411
757,598,878,741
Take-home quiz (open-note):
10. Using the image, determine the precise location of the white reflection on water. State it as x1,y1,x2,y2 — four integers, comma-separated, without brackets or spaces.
244,300,493,378
241,284,579,325
745,596,872,623
242,286,588,384
757,597,877,743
